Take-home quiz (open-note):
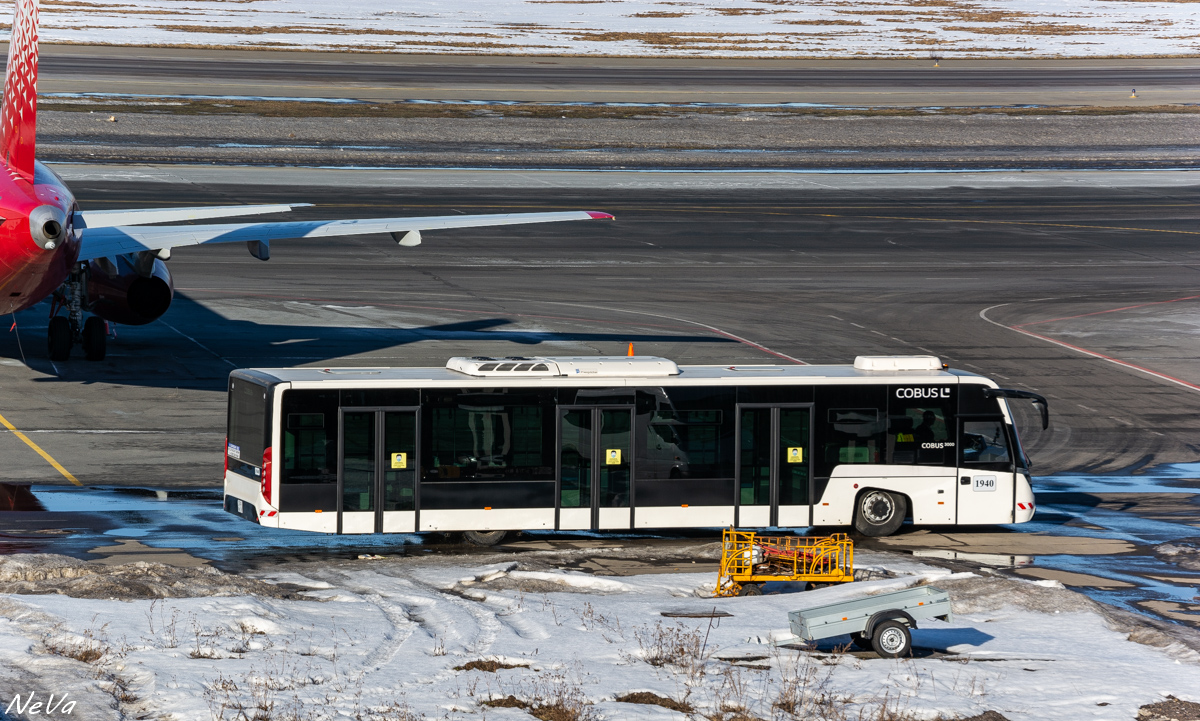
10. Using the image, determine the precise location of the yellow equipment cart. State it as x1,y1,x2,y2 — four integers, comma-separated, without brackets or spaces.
716,528,854,597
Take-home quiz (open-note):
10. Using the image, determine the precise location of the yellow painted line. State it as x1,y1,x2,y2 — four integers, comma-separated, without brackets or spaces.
0,412,83,486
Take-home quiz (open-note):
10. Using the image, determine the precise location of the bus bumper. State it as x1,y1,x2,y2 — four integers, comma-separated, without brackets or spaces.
1015,473,1036,523
224,494,261,525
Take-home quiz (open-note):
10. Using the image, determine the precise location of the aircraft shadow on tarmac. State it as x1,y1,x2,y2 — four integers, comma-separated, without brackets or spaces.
3,293,736,389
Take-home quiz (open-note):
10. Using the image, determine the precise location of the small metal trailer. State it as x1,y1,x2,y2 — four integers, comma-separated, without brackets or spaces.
786,586,952,658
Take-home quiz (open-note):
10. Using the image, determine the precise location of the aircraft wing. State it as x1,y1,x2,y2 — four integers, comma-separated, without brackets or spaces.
77,210,614,261
76,203,313,229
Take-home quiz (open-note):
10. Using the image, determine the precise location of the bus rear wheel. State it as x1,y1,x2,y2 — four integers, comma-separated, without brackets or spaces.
463,530,507,546
854,490,906,537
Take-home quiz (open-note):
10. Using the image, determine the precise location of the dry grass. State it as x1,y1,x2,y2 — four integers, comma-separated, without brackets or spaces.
41,623,111,665
713,7,778,15
839,9,911,15
481,667,597,721
631,11,688,18
615,692,694,713
784,19,866,26
945,23,1108,35
454,659,530,672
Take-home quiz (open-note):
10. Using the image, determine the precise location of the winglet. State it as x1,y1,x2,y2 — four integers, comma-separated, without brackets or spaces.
1,0,38,183
586,211,615,220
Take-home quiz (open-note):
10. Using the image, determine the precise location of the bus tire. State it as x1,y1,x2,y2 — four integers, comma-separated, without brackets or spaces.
870,620,911,658
854,490,906,537
463,530,507,546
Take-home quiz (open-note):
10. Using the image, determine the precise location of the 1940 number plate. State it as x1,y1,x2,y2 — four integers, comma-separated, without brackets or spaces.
973,475,998,492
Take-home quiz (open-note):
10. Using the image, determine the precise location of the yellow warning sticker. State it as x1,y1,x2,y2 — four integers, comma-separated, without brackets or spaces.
787,447,804,463
391,452,407,469
606,449,622,465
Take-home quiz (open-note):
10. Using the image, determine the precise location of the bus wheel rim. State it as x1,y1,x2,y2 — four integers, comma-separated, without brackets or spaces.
862,491,894,523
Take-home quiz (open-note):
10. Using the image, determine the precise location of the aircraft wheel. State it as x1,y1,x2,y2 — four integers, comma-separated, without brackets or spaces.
82,317,107,361
47,316,72,361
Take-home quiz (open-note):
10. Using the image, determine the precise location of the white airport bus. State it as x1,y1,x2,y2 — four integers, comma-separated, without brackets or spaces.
223,355,1046,544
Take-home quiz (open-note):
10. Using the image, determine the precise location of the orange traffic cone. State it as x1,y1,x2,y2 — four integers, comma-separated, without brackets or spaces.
627,342,635,357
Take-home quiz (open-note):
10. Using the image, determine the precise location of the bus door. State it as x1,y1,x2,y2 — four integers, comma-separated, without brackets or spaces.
558,407,633,531
338,408,419,534
736,405,812,528
957,417,1016,524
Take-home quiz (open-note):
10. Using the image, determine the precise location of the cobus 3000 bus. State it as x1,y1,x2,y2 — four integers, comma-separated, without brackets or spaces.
223,355,1047,543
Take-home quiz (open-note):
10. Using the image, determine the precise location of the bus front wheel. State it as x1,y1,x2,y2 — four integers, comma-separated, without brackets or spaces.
853,490,906,537
463,530,508,546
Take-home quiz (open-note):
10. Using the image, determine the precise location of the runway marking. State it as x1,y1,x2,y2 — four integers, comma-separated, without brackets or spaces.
158,319,236,368
980,303,1200,394
815,213,1200,237
1015,293,1200,327
0,412,83,486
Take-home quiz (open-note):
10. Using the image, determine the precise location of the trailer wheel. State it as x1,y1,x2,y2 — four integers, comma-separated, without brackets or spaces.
853,490,906,537
870,620,911,658
737,583,763,596
463,530,507,546
850,632,872,651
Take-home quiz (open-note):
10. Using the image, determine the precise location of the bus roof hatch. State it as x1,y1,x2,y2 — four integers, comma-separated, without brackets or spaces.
447,356,681,378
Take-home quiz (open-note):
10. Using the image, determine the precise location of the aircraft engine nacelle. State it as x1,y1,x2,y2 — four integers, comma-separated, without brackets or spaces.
86,254,175,326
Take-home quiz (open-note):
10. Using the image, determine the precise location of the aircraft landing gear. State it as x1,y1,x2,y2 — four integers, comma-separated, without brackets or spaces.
82,316,107,361
47,316,72,361
47,267,108,362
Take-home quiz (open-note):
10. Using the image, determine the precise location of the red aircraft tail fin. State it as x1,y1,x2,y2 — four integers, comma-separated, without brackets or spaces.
1,0,38,182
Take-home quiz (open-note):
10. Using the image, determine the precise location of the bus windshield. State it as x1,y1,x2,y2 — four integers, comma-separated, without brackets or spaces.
228,378,269,478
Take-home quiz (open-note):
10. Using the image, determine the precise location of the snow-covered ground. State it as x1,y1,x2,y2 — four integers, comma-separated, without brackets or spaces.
1,550,1197,721
20,0,1200,58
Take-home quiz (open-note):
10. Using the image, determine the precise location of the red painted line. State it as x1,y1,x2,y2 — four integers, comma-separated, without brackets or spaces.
1016,294,1200,328
1009,325,1200,393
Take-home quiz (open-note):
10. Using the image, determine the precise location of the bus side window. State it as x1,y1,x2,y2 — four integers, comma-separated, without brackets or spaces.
887,386,955,467
824,408,884,466
422,389,555,481
960,420,1010,465
280,390,338,484
815,384,887,477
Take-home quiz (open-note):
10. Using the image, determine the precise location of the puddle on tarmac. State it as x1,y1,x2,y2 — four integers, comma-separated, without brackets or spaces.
1020,463,1200,623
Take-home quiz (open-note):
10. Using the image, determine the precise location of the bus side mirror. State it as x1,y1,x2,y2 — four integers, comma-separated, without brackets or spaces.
985,388,1049,430
1032,399,1048,430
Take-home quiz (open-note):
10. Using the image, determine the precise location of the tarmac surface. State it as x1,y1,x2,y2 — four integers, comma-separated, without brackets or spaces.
29,45,1200,106
0,167,1198,627
38,110,1200,171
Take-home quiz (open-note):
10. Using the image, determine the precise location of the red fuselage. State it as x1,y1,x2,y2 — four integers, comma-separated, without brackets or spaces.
0,161,77,315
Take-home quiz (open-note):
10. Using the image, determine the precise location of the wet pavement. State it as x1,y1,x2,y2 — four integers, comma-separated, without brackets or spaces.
3,466,1198,630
